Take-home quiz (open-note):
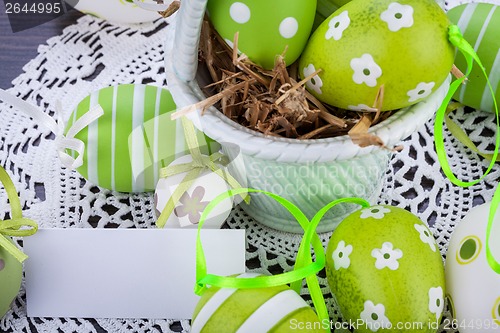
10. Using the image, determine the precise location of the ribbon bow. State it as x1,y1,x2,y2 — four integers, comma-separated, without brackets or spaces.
0,166,38,263
0,88,104,170
156,116,249,228
194,188,371,333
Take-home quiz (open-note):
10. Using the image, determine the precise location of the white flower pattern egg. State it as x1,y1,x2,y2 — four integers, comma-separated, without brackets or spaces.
445,202,500,332
154,155,233,229
326,205,446,332
299,0,454,111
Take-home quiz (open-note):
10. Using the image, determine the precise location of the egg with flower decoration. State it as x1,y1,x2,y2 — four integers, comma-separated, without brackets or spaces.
299,0,454,111
154,155,234,229
445,202,500,332
206,0,317,70
326,205,446,332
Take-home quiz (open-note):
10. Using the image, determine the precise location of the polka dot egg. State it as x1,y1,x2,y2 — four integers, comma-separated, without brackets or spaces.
326,205,445,332
206,0,317,70
191,273,326,332
0,239,23,318
65,84,213,193
447,3,500,113
445,202,500,332
299,0,454,111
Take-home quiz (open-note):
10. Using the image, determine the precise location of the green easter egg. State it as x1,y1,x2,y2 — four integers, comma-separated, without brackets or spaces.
191,273,326,332
206,0,317,70
300,0,454,111
326,205,445,332
66,84,216,193
0,238,23,318
447,3,500,113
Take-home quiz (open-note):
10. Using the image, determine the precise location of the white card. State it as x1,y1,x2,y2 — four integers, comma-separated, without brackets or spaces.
24,228,245,319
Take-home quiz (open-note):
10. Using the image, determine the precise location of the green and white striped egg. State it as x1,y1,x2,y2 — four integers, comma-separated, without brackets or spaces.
191,273,326,332
66,84,212,193
0,238,22,318
447,3,500,113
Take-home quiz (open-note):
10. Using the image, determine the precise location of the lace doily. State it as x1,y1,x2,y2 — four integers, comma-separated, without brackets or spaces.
0,1,499,331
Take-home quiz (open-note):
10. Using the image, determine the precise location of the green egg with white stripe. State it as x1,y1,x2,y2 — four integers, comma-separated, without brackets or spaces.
448,3,500,113
191,273,326,333
66,84,215,193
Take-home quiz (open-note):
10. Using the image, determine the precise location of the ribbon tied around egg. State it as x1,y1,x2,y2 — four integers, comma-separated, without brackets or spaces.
155,116,249,228
194,187,371,332
0,165,38,263
0,88,104,171
434,25,500,274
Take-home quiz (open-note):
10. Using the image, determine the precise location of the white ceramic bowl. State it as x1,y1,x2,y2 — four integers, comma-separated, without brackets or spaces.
164,0,450,233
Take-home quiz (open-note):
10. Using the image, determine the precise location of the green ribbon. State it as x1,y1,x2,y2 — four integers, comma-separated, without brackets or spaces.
434,25,500,273
194,187,370,332
156,116,249,228
0,166,38,263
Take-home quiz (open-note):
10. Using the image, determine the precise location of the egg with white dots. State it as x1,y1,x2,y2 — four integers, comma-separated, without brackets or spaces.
190,272,326,332
445,202,500,332
299,0,454,111
206,0,317,70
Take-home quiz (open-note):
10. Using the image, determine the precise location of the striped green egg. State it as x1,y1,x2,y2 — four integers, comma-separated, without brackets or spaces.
191,273,326,332
448,3,500,113
66,84,214,193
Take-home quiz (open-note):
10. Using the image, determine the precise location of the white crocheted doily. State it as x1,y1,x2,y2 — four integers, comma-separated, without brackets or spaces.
0,0,499,332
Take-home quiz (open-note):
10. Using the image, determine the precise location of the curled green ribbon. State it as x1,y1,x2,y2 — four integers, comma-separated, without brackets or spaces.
434,25,500,273
156,116,249,228
194,187,370,332
0,166,38,263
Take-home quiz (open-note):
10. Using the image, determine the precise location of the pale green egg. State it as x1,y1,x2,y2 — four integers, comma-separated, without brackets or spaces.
0,239,23,318
300,0,454,111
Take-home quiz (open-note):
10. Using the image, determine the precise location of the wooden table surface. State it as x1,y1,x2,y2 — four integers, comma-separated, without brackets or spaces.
0,4,83,89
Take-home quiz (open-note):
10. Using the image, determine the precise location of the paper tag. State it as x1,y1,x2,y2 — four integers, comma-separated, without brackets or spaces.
24,228,245,319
